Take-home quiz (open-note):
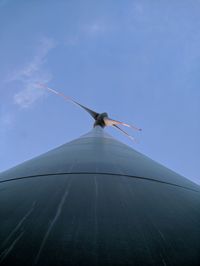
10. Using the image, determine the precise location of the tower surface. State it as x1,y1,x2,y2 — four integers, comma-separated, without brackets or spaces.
0,126,199,265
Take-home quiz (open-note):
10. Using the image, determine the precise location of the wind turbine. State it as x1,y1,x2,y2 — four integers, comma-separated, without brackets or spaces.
0,84,199,266
36,83,142,142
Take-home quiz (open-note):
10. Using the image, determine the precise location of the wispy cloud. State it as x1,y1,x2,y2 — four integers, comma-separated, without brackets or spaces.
13,83,47,108
10,37,56,108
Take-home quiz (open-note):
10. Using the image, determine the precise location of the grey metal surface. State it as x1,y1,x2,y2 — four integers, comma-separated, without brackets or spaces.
0,127,200,265
0,127,198,191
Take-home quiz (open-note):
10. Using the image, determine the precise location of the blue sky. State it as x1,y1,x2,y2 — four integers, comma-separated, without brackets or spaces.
0,0,199,184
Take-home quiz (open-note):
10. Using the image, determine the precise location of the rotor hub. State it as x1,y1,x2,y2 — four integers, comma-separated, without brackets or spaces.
94,112,108,128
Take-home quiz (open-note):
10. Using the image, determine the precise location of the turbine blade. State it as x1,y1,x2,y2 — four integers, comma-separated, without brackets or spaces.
113,125,137,143
36,83,99,120
104,117,142,131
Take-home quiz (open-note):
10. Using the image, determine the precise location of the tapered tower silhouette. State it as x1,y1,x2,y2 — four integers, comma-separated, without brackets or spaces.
0,119,200,265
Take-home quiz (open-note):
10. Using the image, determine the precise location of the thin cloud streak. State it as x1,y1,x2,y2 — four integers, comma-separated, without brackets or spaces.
10,37,56,108
13,84,46,109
